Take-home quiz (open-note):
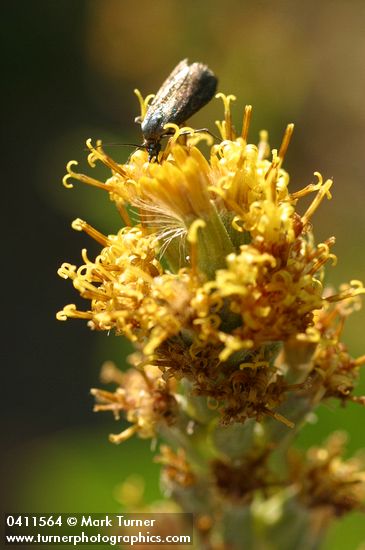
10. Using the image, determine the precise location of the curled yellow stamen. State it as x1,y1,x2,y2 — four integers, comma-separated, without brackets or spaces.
215,93,236,140
134,89,155,120
241,105,252,142
326,280,365,303
159,124,194,160
71,218,111,247
56,304,92,321
231,216,245,233
278,123,294,164
86,139,126,177
63,160,108,190
264,153,280,203
57,263,77,280
308,253,337,275
301,173,333,225
109,425,139,444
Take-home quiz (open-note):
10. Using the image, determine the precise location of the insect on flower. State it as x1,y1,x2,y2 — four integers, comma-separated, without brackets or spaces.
139,59,218,161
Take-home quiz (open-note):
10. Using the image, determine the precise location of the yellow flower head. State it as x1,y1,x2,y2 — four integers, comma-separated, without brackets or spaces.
58,92,364,430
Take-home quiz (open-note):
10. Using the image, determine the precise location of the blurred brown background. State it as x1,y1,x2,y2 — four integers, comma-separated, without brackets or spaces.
2,1,365,548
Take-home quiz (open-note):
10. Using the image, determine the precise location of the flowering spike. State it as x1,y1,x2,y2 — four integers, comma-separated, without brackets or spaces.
58,87,365,550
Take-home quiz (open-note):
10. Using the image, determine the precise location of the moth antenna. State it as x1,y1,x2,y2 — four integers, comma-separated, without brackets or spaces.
83,142,145,152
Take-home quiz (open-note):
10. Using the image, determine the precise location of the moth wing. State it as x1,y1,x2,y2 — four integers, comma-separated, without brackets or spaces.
142,60,217,140
151,58,189,106
161,63,217,126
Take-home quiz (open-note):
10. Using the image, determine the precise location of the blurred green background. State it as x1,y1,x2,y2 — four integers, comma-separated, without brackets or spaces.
2,0,365,548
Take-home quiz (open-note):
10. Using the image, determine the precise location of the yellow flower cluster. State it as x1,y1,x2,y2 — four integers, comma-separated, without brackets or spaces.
91,361,177,443
58,93,364,431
